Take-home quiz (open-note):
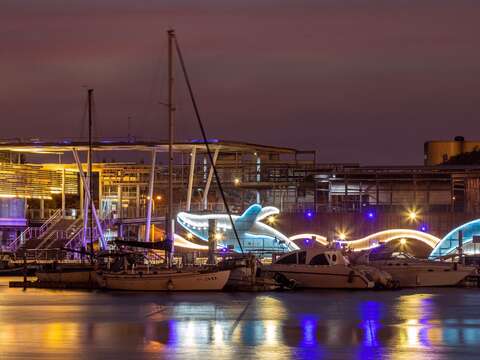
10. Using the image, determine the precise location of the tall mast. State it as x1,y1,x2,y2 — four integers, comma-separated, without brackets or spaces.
167,29,175,265
87,88,94,257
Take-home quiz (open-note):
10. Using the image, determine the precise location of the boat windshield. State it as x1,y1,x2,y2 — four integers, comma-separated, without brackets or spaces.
276,253,298,264
369,250,416,261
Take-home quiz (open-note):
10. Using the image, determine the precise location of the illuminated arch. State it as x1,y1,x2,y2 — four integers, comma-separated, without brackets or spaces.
429,218,480,259
289,233,329,246
340,229,441,251
174,234,208,250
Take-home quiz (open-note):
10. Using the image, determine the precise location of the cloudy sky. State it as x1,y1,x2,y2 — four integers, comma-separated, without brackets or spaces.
1,0,480,164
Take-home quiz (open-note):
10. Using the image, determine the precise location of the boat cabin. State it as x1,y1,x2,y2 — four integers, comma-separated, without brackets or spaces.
274,249,349,266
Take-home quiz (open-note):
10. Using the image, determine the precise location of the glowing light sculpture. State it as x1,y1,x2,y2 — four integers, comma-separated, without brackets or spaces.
176,204,299,253
429,218,480,259
339,229,441,251
288,233,329,246
173,234,208,250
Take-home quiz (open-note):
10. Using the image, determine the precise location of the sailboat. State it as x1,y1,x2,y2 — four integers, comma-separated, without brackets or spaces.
98,29,232,292
35,89,99,288
99,268,230,291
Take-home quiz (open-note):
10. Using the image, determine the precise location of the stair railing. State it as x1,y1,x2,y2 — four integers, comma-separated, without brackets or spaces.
37,209,63,240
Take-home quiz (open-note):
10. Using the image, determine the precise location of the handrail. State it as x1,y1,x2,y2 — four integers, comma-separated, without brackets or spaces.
7,227,33,252
37,209,62,239
65,217,83,234
64,227,100,250
64,228,83,249
7,209,63,253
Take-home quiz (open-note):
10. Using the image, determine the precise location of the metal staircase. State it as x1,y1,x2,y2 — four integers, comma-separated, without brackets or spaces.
8,209,62,253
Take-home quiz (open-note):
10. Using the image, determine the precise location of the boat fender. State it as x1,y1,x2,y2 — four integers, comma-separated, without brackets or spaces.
167,279,174,291
348,270,355,283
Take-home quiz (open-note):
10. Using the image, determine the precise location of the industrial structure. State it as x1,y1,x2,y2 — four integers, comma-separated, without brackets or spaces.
424,136,480,165
0,138,480,258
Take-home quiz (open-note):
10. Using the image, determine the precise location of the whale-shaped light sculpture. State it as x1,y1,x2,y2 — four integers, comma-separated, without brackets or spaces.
176,204,299,253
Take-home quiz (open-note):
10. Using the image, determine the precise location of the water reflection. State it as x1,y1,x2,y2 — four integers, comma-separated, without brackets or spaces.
1,278,480,359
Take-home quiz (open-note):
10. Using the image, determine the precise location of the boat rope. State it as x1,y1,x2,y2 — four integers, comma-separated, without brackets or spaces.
173,34,244,254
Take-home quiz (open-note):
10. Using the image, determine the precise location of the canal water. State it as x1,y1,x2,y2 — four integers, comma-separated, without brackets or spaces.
1,277,480,359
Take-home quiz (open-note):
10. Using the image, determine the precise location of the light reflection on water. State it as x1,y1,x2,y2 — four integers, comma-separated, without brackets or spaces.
1,278,480,359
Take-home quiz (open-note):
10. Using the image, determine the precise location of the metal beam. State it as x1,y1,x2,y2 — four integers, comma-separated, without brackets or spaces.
202,147,220,210
82,151,90,248
145,149,156,242
73,149,106,250
186,146,196,211
61,168,66,217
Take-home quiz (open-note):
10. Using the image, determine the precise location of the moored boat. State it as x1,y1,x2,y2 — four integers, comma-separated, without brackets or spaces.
263,249,377,289
35,263,97,286
351,248,477,287
98,269,231,291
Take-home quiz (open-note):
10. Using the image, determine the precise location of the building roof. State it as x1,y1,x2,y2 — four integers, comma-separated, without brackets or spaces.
0,138,309,155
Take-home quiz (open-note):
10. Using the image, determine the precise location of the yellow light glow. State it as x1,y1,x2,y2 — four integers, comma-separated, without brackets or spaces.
400,238,407,245
186,232,193,240
342,229,441,251
156,195,162,200
0,194,52,200
406,207,420,222
234,178,240,185
267,216,276,225
338,231,347,240
214,232,223,241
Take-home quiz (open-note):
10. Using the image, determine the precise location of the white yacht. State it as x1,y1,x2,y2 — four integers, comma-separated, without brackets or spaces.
263,249,380,289
98,268,231,291
353,249,476,287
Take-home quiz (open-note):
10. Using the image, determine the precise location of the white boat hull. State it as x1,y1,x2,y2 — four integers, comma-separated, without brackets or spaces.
100,270,231,291
265,264,374,289
373,264,475,287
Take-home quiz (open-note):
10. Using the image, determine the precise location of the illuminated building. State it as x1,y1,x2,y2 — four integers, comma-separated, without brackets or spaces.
0,138,480,258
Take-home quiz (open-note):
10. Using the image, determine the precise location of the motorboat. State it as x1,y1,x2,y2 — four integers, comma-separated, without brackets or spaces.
98,268,231,291
263,249,382,289
351,248,476,287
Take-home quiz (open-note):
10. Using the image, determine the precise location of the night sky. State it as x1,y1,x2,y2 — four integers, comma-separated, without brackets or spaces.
2,0,480,164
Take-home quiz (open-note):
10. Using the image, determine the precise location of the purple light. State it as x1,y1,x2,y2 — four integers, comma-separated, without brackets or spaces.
305,210,314,219
421,225,427,232
367,212,374,219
